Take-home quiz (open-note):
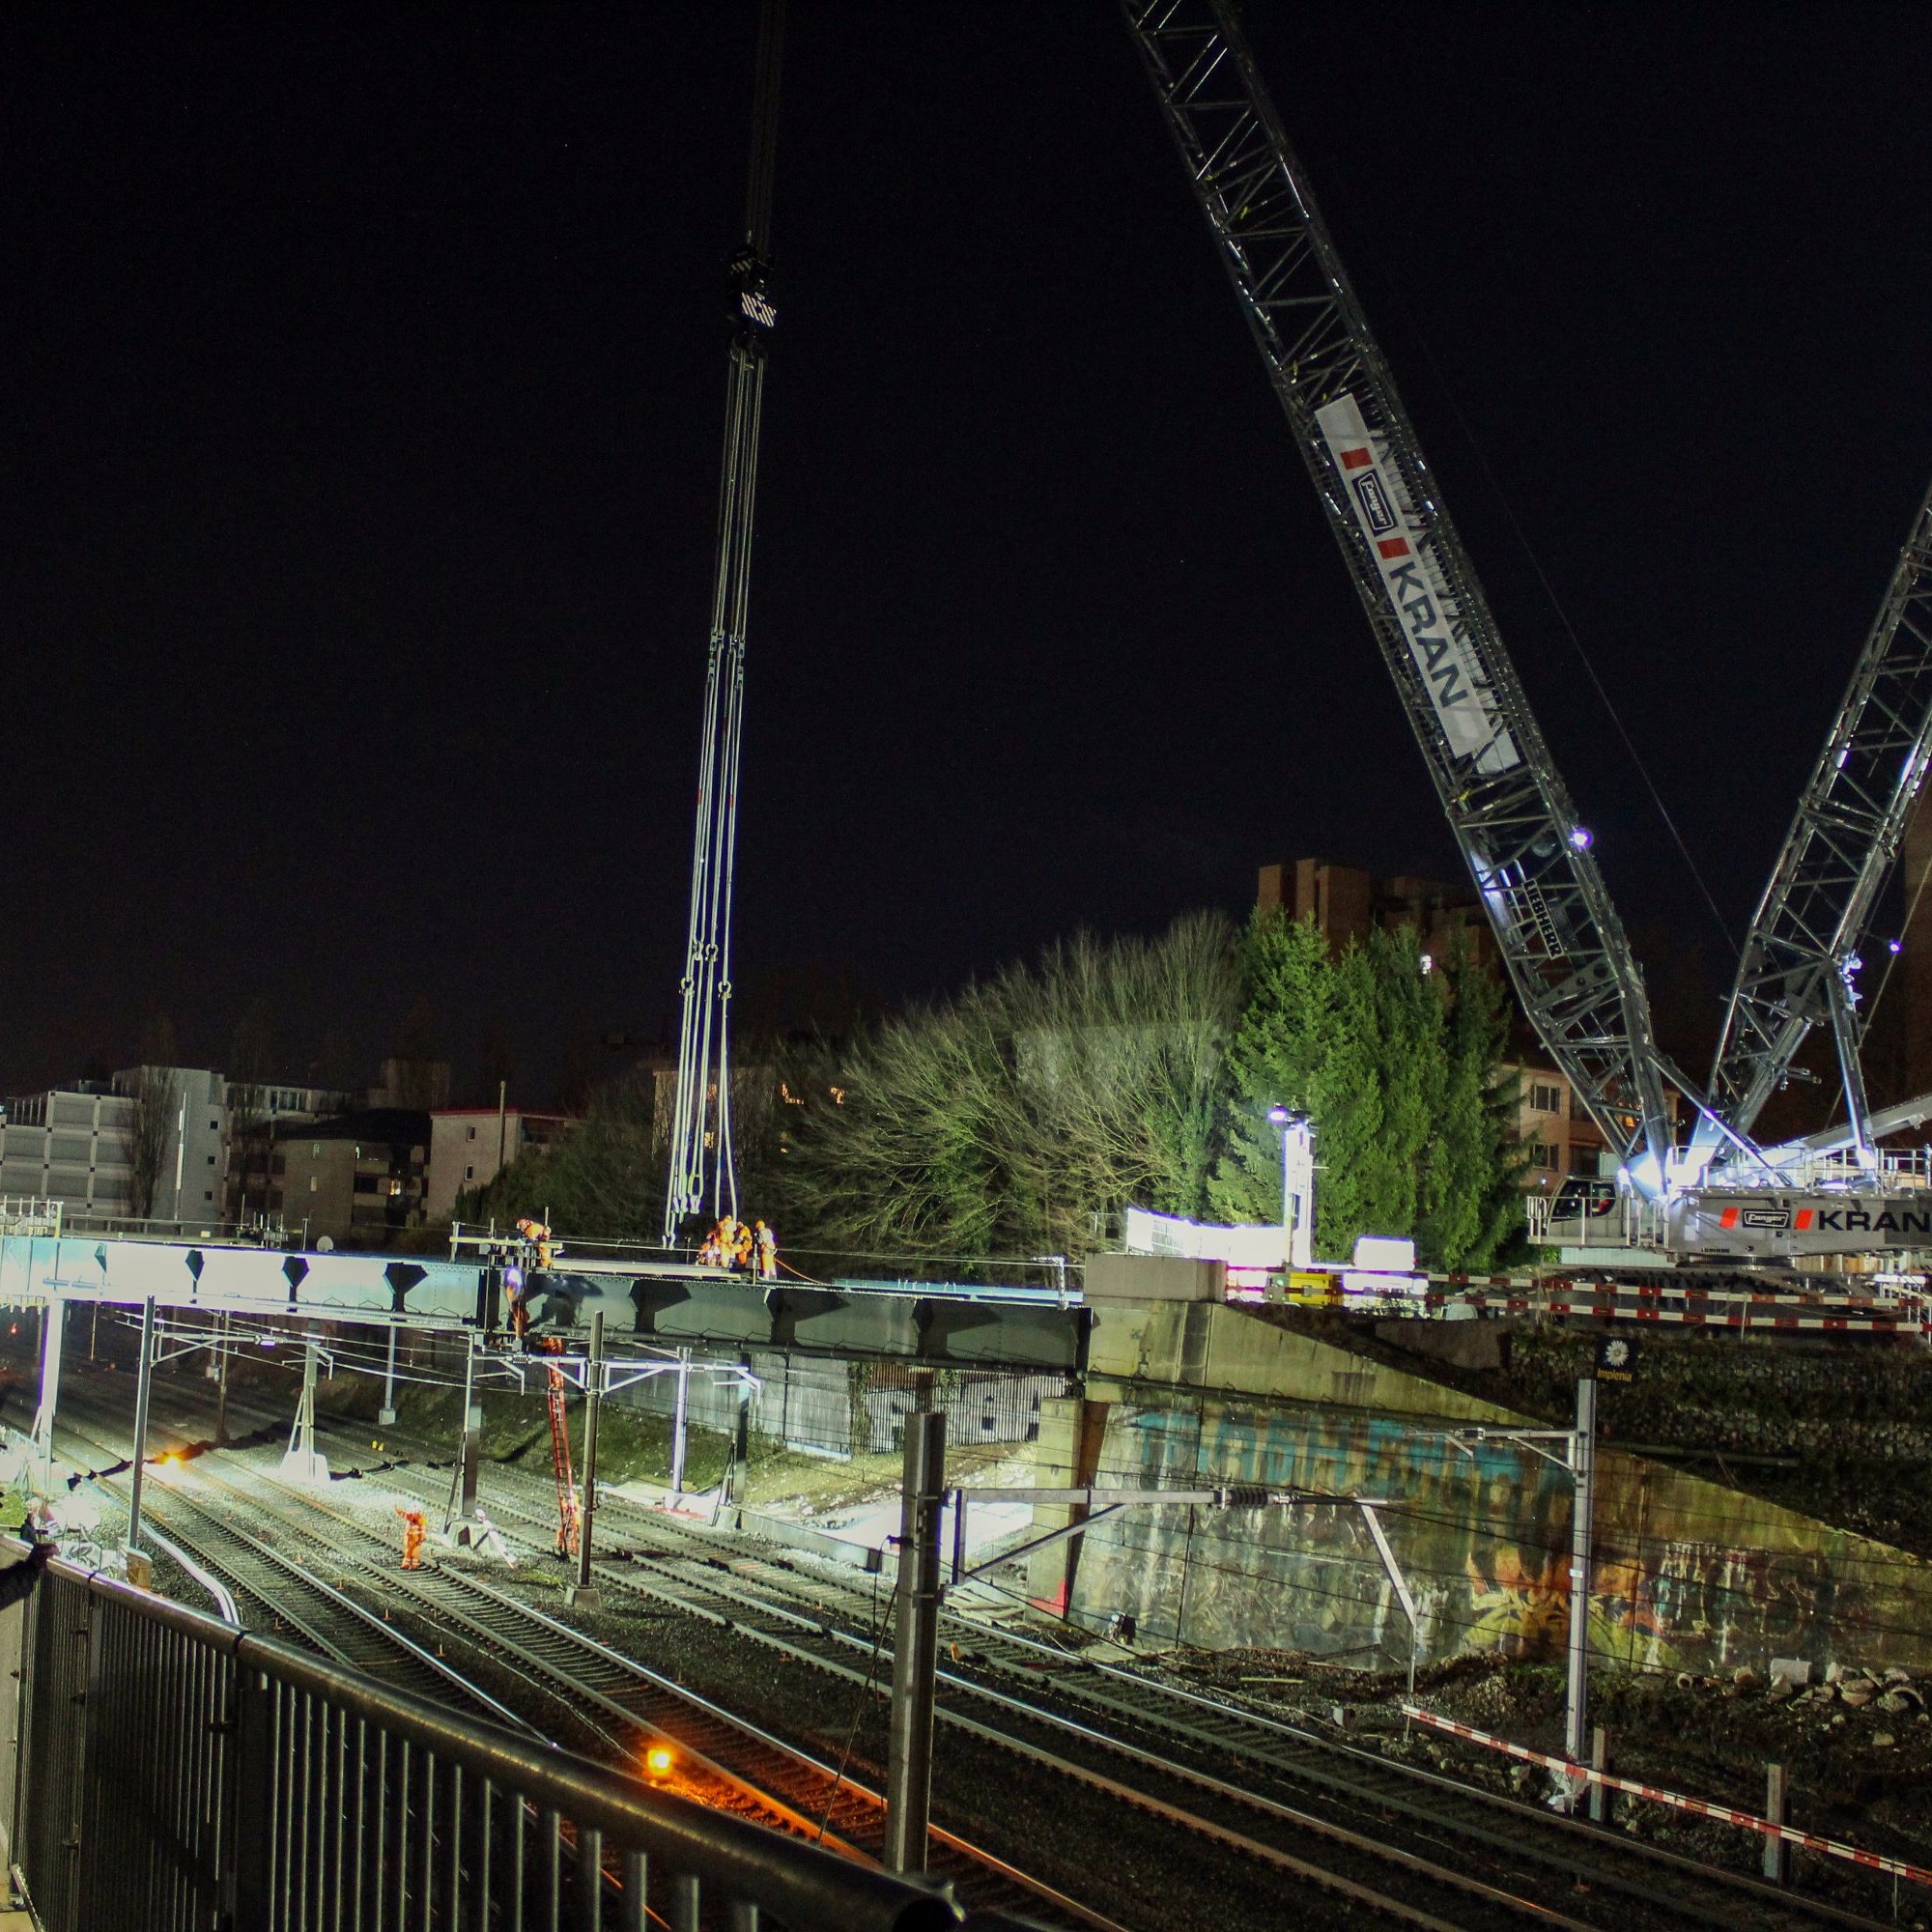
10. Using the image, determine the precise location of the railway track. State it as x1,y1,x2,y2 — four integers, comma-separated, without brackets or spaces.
305,1409,1895,1932
35,1393,1118,1931
33,1365,1896,1932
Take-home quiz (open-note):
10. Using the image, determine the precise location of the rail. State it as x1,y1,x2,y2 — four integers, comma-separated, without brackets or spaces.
3,1555,1001,1931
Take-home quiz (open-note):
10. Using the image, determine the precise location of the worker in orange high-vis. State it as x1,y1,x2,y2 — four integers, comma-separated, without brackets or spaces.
753,1219,778,1281
397,1507,426,1571
732,1219,754,1271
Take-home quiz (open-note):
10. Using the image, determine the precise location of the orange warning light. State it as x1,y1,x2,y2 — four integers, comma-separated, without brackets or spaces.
161,1453,183,1468
645,1747,674,1776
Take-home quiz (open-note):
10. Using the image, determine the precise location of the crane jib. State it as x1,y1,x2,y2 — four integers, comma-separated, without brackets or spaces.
1315,395,1520,776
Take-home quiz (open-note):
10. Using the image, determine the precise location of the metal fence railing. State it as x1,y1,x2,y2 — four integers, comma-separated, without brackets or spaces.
2,1557,980,1931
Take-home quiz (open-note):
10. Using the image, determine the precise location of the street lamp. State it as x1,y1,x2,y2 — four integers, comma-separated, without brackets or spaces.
1267,1106,1315,1269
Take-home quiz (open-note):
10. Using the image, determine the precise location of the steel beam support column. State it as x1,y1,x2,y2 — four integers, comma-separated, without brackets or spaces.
883,1407,946,1873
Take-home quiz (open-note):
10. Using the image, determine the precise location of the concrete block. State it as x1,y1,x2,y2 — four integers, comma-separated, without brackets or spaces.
1085,1253,1225,1302
1769,1657,1811,1688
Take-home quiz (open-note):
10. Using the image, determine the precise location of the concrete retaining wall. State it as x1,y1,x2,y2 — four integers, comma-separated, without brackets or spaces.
1034,1299,1932,1677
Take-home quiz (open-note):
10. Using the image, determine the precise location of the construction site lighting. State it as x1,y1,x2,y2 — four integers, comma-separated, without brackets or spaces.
644,1746,675,1776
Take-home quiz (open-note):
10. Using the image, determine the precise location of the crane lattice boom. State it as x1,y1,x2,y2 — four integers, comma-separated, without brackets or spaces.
1125,0,1674,1183
1705,479,1932,1160
664,2,785,1243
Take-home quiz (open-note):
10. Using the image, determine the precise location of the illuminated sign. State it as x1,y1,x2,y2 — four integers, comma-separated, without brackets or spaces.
1314,394,1519,776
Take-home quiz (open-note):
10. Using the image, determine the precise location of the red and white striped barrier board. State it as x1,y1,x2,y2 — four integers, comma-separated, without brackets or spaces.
1401,1705,1932,1889
1414,1284,1932,1335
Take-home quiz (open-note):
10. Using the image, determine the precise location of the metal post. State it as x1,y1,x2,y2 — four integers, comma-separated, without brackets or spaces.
730,1352,753,1503
1565,1376,1598,1772
127,1296,157,1554
669,1350,691,1497
1289,1121,1315,1270
1764,1762,1787,1882
1279,1118,1293,1245
32,1296,66,1490
214,1312,232,1445
280,1333,327,1483
497,1077,508,1178
569,1313,605,1612
460,1337,480,1520
883,1407,946,1873
1589,1724,1607,1824
380,1322,399,1427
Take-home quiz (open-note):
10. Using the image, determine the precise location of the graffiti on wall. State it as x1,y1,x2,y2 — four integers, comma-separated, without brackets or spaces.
1065,1392,1930,1675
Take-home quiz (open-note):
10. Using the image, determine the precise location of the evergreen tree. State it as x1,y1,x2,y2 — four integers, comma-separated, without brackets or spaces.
1211,910,1523,1267
1428,939,1527,1268
1208,909,1333,1226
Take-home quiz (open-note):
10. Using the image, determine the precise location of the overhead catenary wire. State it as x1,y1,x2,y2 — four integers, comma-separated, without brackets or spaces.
1404,322,1738,955
1306,122,1738,958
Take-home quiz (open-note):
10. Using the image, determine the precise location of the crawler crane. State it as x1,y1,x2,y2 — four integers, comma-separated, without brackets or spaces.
1126,1,1932,1264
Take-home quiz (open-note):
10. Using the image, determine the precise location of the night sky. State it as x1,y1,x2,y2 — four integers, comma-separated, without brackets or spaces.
8,6,1932,1102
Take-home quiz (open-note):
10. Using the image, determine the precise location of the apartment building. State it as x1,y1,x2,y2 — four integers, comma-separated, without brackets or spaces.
0,1067,228,1226
427,1106,572,1222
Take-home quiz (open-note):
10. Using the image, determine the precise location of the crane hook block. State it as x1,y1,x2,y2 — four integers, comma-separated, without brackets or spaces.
728,246,777,340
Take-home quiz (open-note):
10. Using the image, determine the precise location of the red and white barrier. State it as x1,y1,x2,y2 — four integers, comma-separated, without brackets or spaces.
1449,1293,1932,1335
1401,1704,1932,1889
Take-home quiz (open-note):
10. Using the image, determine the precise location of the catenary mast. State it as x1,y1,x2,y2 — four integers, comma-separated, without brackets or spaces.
664,1,784,1244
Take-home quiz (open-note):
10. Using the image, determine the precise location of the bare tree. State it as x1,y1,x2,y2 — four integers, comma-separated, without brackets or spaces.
227,997,276,1220
125,1064,179,1222
780,912,1239,1263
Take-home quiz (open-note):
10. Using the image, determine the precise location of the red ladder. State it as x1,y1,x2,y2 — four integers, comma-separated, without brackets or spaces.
546,1364,579,1558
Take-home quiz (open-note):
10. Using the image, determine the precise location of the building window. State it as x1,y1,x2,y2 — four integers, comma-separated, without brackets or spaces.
467,1125,477,1141
1530,1140,1556,1170
309,1177,319,1193
207,1153,216,1165
1529,1082,1562,1114
204,1190,213,1202
465,1164,474,1180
